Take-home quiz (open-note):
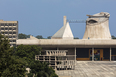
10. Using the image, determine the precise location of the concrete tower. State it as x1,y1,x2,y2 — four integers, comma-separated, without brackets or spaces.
83,12,111,39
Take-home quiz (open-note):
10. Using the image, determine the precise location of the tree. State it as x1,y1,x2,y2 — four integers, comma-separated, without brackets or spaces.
15,45,58,77
1,56,27,77
47,36,52,39
36,35,43,39
18,33,27,39
0,33,27,77
27,61,58,77
112,35,116,39
15,45,41,65
74,37,79,39
18,33,31,39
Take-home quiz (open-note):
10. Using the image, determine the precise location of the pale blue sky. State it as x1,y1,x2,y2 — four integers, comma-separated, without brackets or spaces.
0,0,116,39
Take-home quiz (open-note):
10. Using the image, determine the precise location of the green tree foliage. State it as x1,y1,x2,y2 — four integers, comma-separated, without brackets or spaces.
15,45,58,77
36,35,43,39
28,61,58,77
74,37,79,39
18,33,30,39
0,33,27,77
15,45,41,65
47,36,52,39
112,35,116,39
1,56,27,77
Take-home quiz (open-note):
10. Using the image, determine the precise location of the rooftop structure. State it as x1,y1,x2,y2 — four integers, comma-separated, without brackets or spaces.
83,12,111,39
51,22,74,39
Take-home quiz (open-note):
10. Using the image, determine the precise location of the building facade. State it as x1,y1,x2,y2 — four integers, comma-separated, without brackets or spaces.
16,12,116,71
0,20,18,47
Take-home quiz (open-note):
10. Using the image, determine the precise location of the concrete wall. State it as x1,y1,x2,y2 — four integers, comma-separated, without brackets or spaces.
83,17,111,39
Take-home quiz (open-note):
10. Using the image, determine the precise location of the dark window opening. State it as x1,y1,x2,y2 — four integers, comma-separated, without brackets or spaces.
12,28,16,30
13,23,16,26
9,36,12,38
9,24,12,26
88,20,97,23
13,32,16,34
5,32,8,34
5,28,8,30
1,24,4,26
9,32,12,34
5,23,8,26
13,36,16,38
9,28,12,30
13,40,16,42
1,28,4,30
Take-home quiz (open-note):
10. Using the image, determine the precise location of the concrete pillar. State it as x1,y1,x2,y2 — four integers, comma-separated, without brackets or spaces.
92,47,94,61
49,51,51,56
110,47,112,61
66,58,67,70
57,47,59,56
55,56,56,70
63,16,67,26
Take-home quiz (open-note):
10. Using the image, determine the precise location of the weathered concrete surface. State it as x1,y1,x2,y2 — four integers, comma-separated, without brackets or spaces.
17,39,116,48
56,61,116,77
83,12,111,39
51,22,74,39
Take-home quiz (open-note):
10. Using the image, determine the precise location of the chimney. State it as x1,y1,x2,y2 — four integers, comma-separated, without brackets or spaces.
63,16,66,26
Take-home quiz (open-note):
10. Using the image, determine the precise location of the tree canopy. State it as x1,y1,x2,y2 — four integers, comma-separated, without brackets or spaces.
0,33,27,77
47,36,52,39
28,61,58,77
15,45,41,65
36,35,43,39
18,33,30,39
14,45,58,77
112,35,116,39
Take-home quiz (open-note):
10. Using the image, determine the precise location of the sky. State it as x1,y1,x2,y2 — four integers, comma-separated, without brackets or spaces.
0,0,116,39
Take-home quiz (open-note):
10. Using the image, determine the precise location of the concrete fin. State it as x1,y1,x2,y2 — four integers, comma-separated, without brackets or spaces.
51,22,74,39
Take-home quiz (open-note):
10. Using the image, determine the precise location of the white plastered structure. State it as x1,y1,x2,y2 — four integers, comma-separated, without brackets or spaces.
51,22,74,39
83,12,111,39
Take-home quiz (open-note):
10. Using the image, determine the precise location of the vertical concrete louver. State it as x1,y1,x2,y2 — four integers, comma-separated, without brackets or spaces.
51,22,74,39
83,12,111,39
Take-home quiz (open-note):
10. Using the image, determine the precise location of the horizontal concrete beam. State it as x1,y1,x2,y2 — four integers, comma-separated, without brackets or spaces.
17,39,116,46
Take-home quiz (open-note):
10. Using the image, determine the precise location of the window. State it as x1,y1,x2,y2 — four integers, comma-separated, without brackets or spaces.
12,28,16,30
1,23,4,26
5,23,8,26
9,24,12,26
10,40,12,42
13,36,16,38
13,32,16,34
5,32,8,34
9,36,12,38
1,28,4,30
13,23,17,26
9,32,12,34
5,28,8,30
13,40,16,42
9,28,12,30
88,20,97,23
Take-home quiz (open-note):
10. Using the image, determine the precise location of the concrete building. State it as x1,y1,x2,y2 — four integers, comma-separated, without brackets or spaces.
0,20,18,47
17,12,116,71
